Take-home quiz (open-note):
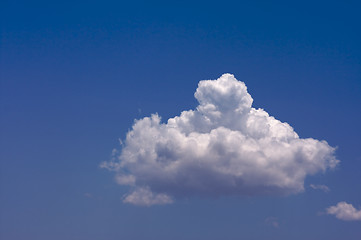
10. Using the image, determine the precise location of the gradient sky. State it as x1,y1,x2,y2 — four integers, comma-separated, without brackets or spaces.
1,0,361,239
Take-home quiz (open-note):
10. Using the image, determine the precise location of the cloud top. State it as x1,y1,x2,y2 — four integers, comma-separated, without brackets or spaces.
327,202,361,221
103,74,338,206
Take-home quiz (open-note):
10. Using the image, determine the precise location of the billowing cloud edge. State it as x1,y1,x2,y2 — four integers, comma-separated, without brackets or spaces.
102,74,339,206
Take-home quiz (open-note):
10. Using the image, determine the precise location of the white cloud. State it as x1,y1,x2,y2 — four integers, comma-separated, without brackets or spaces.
103,74,339,206
122,187,173,206
326,202,361,221
310,184,330,192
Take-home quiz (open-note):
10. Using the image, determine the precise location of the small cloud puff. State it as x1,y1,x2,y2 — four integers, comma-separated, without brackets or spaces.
265,217,279,228
310,184,330,192
327,202,361,221
103,74,339,206
122,187,173,206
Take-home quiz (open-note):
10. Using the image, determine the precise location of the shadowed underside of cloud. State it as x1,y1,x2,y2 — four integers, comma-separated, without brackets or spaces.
102,74,339,206
327,202,361,221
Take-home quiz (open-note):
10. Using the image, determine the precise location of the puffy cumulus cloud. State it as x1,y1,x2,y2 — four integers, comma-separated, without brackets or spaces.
327,202,361,221
310,184,330,192
103,74,339,206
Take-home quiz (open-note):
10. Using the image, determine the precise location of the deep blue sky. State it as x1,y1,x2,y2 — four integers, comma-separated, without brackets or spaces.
1,0,360,239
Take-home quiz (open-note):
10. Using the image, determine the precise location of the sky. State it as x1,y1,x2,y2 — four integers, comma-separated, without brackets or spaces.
1,0,361,239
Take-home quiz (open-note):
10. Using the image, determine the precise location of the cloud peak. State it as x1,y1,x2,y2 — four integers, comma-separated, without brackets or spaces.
103,74,339,206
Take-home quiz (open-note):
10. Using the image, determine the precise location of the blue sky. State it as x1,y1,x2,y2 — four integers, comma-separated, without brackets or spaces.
1,0,360,239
